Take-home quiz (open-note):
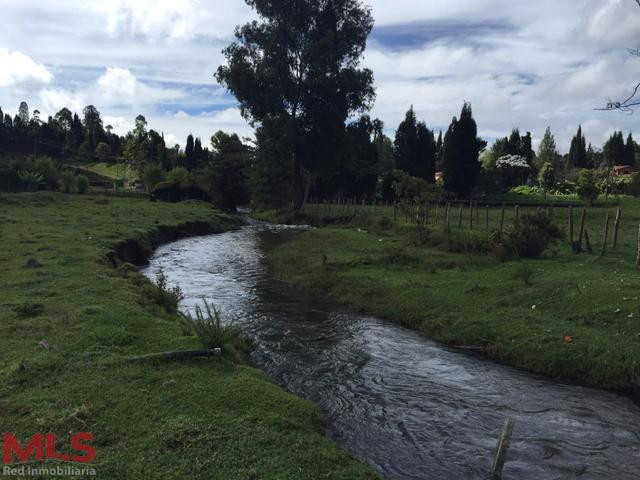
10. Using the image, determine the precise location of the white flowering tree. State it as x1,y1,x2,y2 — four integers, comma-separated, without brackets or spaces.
496,155,531,187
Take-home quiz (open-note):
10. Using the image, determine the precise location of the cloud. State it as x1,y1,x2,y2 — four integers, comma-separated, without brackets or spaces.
2,0,640,154
96,67,184,106
90,0,254,41
0,48,52,89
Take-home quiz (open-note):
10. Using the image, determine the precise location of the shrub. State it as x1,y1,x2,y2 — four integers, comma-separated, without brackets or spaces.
576,169,598,206
491,212,562,260
153,270,184,314
60,171,76,193
75,174,89,194
628,173,640,197
178,301,244,352
13,303,45,318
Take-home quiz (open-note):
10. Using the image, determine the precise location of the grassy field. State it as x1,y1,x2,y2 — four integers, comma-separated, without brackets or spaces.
0,193,377,479
264,195,640,394
79,162,139,183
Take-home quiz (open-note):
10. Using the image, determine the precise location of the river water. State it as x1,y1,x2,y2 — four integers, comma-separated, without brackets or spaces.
141,220,640,480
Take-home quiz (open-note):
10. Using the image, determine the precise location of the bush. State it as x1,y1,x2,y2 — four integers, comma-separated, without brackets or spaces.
490,212,562,260
153,270,184,314
576,169,598,206
13,303,45,318
75,174,89,194
179,301,250,356
60,171,76,193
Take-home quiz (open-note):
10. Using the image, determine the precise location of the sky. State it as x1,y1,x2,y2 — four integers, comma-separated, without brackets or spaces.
0,0,639,152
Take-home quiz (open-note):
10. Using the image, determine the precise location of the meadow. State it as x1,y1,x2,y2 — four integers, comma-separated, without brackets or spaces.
264,195,640,394
0,192,377,479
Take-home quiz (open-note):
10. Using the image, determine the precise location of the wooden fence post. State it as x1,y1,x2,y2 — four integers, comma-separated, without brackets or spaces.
568,206,574,246
515,205,520,221
470,201,474,230
637,225,640,270
458,203,464,228
490,419,515,480
500,203,506,233
612,208,621,249
584,229,593,254
577,209,586,253
434,202,440,225
445,202,451,231
486,205,490,230
601,212,610,257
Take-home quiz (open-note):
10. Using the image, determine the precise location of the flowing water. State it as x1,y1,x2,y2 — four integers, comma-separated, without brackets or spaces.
141,220,640,480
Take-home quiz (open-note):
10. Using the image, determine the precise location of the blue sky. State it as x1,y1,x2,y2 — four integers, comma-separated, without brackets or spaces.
1,0,639,151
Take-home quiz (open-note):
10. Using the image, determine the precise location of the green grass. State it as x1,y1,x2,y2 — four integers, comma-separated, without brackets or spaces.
265,196,640,393
0,192,377,479
80,162,139,183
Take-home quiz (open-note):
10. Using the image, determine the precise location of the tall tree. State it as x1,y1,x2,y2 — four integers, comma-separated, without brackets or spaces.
416,122,437,183
18,101,29,125
82,105,105,150
536,127,558,171
442,103,481,196
604,131,626,166
216,0,375,208
435,130,443,170
568,125,587,168
625,132,636,166
394,107,418,176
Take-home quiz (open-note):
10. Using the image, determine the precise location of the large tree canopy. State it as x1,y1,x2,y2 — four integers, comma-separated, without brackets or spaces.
215,0,375,208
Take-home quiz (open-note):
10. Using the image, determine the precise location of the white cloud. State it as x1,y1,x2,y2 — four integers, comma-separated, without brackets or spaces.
96,67,184,106
0,48,52,89
91,0,254,41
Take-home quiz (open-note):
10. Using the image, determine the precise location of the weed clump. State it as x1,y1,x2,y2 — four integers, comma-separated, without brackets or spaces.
13,303,45,318
490,212,562,260
179,301,253,358
23,257,43,268
153,270,184,314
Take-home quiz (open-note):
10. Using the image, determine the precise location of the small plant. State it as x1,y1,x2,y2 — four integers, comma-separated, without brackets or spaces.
515,263,536,286
75,174,90,194
13,303,45,318
179,301,242,350
154,270,184,314
491,212,562,260
60,171,76,194
23,257,43,268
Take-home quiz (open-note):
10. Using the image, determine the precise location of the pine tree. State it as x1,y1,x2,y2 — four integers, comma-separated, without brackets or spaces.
442,102,480,196
184,134,195,170
536,127,558,171
416,122,436,183
435,130,443,170
624,133,636,166
394,107,418,176
568,125,587,168
604,131,626,166
18,101,29,125
507,128,522,156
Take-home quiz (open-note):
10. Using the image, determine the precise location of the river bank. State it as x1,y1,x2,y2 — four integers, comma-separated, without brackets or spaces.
262,208,640,396
0,193,378,479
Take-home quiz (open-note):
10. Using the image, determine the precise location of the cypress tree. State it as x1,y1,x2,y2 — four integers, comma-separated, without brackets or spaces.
604,131,626,166
442,102,480,196
416,122,437,184
394,106,418,176
436,130,443,170
625,133,636,166
568,125,587,168
507,128,521,156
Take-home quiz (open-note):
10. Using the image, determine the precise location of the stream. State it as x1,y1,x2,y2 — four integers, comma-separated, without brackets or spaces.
141,220,640,480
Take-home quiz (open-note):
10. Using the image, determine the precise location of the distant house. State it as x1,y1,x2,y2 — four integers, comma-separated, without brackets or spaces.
612,165,636,177
435,172,444,183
